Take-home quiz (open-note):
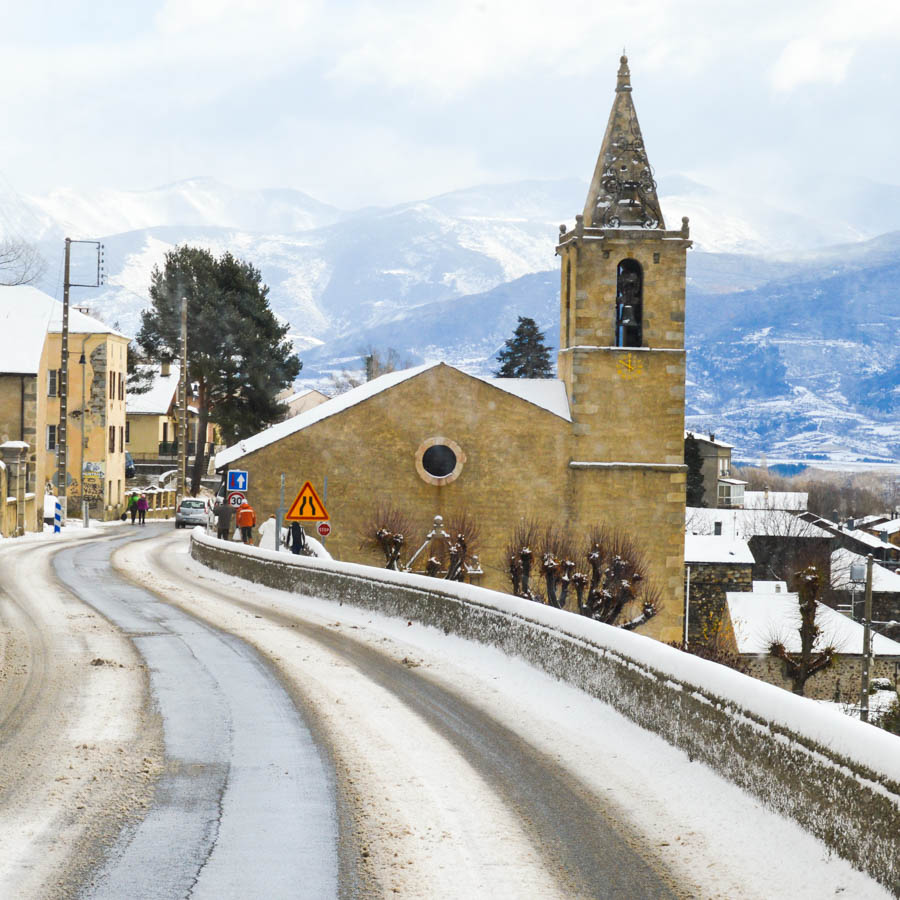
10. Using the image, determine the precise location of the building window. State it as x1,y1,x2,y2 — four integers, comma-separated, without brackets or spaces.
119,426,124,453
109,426,115,453
415,436,466,486
46,424,57,451
565,259,571,348
48,369,60,397
713,521,723,536
615,259,643,348
119,372,124,400
125,420,130,443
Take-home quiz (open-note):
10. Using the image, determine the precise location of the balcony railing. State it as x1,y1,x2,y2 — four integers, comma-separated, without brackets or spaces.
158,441,215,458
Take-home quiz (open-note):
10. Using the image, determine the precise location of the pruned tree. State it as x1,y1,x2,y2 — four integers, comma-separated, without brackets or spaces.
137,246,301,494
684,432,706,507
768,566,837,696
505,519,544,602
364,503,416,570
0,238,45,286
575,527,658,630
504,521,659,628
494,316,553,378
444,511,481,581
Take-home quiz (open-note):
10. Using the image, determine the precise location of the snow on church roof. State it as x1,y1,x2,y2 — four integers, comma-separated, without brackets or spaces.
215,362,571,468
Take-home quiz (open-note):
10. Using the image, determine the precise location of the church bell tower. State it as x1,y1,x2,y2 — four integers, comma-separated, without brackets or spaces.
557,55,690,639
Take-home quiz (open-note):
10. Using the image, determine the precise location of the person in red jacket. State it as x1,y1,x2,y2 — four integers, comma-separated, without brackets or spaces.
236,501,256,544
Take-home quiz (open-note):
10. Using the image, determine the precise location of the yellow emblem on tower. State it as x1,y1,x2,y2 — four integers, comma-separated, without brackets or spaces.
616,352,644,379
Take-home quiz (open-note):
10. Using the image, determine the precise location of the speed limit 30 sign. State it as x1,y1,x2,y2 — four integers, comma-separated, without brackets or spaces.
227,491,246,508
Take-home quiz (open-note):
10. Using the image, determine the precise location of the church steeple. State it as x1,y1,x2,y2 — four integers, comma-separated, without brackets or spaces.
583,55,665,230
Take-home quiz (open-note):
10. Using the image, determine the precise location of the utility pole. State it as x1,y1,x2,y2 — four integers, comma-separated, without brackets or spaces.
57,239,71,516
56,239,104,521
177,296,188,504
859,554,874,723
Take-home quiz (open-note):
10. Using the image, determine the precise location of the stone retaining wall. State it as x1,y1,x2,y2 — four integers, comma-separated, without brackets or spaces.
191,535,900,895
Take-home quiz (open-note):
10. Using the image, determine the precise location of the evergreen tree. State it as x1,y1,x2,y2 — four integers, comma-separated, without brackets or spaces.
684,433,706,507
494,316,554,378
137,246,301,494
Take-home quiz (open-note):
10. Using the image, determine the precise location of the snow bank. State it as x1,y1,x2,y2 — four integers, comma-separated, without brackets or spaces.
191,531,900,894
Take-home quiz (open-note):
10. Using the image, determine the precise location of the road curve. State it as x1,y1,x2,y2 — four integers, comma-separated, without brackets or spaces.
123,529,678,899
51,525,340,899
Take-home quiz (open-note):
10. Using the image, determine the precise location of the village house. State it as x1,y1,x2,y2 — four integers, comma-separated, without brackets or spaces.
215,55,690,642
276,387,330,420
0,285,129,529
725,584,900,700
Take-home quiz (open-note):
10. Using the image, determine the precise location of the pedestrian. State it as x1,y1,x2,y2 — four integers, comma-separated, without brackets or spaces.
236,500,256,544
257,514,288,551
213,498,234,541
127,491,139,525
137,493,149,526
288,521,306,555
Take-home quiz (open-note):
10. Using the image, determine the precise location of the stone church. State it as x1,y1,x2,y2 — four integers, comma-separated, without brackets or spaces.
216,55,690,642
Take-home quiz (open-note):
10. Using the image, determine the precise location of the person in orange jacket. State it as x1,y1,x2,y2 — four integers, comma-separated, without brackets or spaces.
236,501,256,544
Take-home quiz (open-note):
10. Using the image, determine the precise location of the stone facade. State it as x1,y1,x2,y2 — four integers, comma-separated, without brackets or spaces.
743,654,900,702
685,561,753,643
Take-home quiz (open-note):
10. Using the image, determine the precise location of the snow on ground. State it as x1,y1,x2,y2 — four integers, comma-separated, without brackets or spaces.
135,532,894,900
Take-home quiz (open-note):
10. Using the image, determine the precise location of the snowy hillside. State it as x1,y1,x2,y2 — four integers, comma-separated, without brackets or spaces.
3,174,900,464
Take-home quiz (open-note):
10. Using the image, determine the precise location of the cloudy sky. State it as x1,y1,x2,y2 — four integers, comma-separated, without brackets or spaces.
2,0,899,209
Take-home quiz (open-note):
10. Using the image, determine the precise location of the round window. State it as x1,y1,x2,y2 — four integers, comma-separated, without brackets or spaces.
415,436,466,486
422,444,457,478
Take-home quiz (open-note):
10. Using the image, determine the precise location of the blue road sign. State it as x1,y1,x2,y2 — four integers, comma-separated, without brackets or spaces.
227,470,249,492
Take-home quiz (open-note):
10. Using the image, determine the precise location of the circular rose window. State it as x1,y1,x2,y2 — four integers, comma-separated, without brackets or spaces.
415,437,466,486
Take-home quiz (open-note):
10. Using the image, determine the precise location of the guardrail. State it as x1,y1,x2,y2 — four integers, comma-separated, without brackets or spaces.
190,531,900,894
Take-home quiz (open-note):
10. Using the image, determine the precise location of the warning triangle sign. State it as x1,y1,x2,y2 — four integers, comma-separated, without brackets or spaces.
285,481,329,522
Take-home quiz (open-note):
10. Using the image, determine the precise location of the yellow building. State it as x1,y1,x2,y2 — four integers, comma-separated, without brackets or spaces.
42,301,130,517
215,56,689,642
0,286,51,534
126,362,217,472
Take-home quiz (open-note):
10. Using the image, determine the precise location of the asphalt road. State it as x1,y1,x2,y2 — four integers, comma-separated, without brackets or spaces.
52,525,339,899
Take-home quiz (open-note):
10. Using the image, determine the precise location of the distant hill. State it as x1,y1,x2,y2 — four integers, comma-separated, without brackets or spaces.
2,174,900,464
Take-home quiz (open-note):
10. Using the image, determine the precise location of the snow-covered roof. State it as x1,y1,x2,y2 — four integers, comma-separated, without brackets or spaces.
743,491,808,511
216,363,571,468
0,285,126,375
685,534,754,565
831,548,900,593
686,507,832,540
127,365,180,415
283,388,329,405
727,591,900,656
855,514,891,529
752,580,789,593
684,430,732,449
868,518,900,536
844,528,897,552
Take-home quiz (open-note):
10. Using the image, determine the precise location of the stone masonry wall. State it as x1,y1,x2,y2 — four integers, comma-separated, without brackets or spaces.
192,535,899,894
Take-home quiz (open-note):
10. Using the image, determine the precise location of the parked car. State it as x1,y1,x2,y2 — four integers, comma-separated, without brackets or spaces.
175,498,210,529
124,451,136,479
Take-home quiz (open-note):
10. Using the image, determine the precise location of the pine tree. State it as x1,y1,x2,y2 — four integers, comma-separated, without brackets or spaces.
684,433,706,507
494,316,554,378
136,246,301,494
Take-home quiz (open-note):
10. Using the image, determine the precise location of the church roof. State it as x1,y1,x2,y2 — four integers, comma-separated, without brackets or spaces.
215,362,571,468
583,55,665,230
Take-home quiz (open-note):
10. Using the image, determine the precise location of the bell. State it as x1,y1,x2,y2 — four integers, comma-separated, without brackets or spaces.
618,304,637,327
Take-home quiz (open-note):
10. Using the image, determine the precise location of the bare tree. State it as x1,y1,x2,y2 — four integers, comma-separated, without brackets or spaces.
769,566,838,696
329,346,413,395
0,238,45,285
363,503,416,570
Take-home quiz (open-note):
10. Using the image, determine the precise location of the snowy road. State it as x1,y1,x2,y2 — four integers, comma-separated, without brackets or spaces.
1,525,893,898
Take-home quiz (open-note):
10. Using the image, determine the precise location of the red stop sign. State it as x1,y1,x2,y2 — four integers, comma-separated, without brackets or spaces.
317,521,331,537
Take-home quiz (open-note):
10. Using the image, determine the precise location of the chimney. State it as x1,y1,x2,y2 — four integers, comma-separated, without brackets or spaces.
161,361,171,377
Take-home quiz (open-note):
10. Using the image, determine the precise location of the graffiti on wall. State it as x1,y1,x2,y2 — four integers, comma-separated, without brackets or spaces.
81,460,105,501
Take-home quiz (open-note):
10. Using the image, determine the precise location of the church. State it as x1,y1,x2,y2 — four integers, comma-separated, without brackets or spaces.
215,56,690,643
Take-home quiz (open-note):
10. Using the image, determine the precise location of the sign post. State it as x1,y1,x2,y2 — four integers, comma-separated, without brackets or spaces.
275,473,285,552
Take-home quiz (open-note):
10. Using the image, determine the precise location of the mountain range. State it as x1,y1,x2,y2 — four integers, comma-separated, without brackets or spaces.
2,174,899,465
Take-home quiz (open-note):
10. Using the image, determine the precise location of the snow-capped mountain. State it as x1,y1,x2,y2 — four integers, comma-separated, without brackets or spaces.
3,174,900,464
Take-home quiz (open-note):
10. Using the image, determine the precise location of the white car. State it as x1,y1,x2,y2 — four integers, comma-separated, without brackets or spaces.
175,498,210,529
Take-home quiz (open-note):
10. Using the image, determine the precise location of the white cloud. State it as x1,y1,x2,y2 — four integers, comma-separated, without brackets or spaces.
770,38,854,92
